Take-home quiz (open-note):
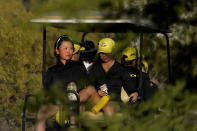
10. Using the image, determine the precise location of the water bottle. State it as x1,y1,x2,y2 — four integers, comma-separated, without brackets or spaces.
91,95,110,113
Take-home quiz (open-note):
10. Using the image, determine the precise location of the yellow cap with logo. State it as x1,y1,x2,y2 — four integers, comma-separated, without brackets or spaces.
98,38,115,54
73,43,85,54
122,47,138,61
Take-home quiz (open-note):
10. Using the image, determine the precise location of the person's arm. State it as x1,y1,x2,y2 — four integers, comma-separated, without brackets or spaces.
142,72,158,100
120,67,138,102
75,62,89,90
45,69,53,90
87,64,107,96
86,65,98,88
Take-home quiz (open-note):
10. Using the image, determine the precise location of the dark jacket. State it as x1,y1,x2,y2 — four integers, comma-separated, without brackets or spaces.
45,60,87,91
124,66,158,101
89,61,138,101
142,73,158,101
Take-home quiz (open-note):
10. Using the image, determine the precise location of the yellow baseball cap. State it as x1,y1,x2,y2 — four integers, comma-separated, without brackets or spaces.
73,43,85,54
97,38,115,54
122,47,138,61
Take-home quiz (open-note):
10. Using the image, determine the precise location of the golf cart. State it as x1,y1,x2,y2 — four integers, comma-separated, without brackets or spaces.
22,11,172,131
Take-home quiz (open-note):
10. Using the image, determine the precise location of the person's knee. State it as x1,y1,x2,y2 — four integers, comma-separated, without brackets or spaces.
86,85,97,94
36,104,58,121
36,105,49,120
79,85,98,103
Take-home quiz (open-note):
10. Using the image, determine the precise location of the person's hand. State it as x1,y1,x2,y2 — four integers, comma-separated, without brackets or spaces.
150,82,154,87
142,67,146,73
98,90,107,96
129,92,138,102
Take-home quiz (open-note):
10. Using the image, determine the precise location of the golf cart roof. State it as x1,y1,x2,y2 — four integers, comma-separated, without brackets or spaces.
31,12,173,86
31,13,172,34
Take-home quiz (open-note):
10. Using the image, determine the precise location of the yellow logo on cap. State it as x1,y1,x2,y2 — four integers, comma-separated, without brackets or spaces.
101,43,106,47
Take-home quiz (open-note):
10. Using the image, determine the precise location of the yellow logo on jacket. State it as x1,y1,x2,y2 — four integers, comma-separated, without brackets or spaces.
129,74,136,77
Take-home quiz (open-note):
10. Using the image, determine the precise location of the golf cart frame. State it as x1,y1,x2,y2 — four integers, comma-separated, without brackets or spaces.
22,16,172,131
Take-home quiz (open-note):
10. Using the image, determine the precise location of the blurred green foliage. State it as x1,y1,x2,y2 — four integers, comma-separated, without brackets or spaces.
0,0,196,130
0,0,42,125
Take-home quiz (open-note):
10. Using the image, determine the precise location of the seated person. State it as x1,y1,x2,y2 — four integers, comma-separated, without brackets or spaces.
89,38,138,114
121,47,158,101
141,60,158,101
72,40,97,72
80,40,97,72
35,35,111,131
121,47,139,103
71,41,85,62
